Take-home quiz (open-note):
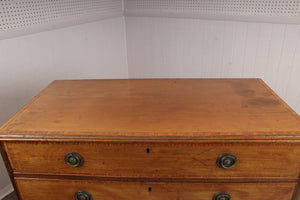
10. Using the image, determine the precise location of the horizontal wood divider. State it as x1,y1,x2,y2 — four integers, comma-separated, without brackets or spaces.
13,173,299,183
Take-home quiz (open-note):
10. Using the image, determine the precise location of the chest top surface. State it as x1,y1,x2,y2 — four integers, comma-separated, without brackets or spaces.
1,79,300,141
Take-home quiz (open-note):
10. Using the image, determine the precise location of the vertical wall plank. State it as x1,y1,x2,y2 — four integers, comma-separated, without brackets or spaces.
220,21,235,77
242,23,261,78
229,22,248,77
275,25,300,97
262,24,287,88
253,23,273,78
285,26,300,113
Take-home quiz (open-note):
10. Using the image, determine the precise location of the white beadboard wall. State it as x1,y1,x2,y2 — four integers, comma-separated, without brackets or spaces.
0,16,128,195
125,16,300,115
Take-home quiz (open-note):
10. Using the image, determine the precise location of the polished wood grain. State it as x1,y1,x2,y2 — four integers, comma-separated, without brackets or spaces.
1,79,300,141
15,178,296,200
5,141,300,178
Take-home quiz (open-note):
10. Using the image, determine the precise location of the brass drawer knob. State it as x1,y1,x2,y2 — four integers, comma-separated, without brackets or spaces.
75,191,92,200
217,153,236,169
64,152,83,167
213,192,231,200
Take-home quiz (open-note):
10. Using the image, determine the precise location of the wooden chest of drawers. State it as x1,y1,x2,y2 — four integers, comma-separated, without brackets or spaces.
1,79,300,200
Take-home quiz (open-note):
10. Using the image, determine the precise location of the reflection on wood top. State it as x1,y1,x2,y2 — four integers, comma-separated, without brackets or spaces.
1,79,300,141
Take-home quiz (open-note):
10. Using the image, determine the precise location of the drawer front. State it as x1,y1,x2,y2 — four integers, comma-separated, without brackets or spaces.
5,142,300,178
16,178,295,200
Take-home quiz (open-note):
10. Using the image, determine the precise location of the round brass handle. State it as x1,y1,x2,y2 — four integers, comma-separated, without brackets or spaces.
213,192,231,200
75,191,92,200
64,152,83,167
217,153,236,169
